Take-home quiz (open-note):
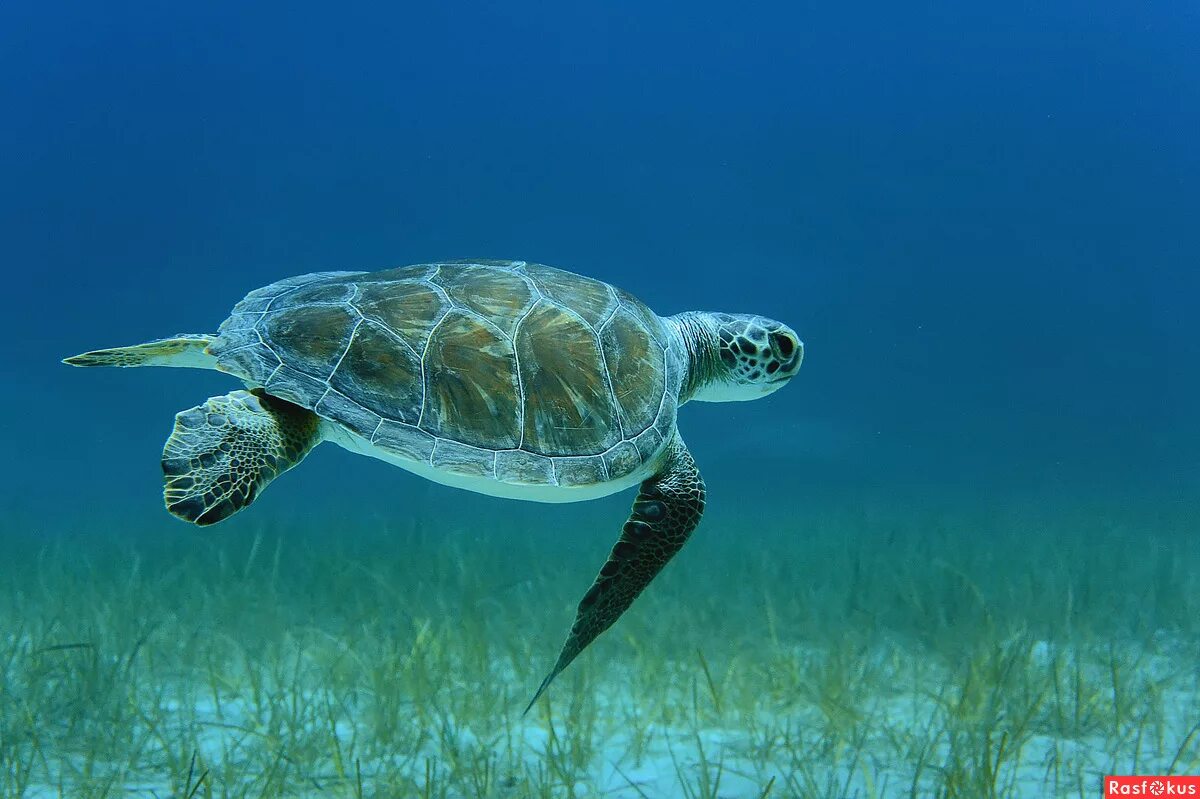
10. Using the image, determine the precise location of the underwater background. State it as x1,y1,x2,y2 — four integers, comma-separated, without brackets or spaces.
1,1,1197,797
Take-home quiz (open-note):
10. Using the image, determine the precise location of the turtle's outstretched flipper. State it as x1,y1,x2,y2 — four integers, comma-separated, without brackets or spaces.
525,435,706,714
162,390,322,526
63,334,218,369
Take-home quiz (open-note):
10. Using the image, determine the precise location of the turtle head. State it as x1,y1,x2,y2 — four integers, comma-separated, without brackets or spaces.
670,312,804,402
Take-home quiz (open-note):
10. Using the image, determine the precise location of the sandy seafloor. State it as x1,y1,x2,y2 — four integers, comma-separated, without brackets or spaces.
4,471,1197,799
12,640,1199,799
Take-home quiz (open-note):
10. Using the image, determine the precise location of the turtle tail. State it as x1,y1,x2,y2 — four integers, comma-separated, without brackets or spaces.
63,334,219,369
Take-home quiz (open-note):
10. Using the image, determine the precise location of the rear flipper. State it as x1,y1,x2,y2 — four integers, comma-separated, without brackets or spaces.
162,389,322,525
63,334,217,368
525,435,706,714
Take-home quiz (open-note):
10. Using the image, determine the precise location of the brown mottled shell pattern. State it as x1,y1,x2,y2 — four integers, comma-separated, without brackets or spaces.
209,260,683,487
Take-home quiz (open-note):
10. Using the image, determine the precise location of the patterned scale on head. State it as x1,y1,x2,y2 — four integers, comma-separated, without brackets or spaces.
714,314,802,383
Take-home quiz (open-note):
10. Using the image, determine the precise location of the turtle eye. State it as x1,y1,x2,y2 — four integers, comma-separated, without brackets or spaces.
770,332,795,359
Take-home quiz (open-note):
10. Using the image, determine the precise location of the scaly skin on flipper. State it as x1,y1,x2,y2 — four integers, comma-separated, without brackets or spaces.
162,389,322,526
63,335,217,368
525,434,706,714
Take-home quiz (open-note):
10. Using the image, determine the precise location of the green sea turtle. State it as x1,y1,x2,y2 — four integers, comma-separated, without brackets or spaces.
64,259,803,710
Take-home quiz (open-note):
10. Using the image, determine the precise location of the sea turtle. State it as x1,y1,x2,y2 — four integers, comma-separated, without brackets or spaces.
64,259,803,710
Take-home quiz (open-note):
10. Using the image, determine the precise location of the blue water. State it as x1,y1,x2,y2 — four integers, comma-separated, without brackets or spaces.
1,0,1195,572
4,2,1195,533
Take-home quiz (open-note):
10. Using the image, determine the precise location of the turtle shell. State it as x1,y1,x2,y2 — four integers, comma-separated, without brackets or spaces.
209,260,682,487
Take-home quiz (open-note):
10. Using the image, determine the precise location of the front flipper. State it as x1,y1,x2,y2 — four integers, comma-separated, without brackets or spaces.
162,389,322,526
525,435,706,714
